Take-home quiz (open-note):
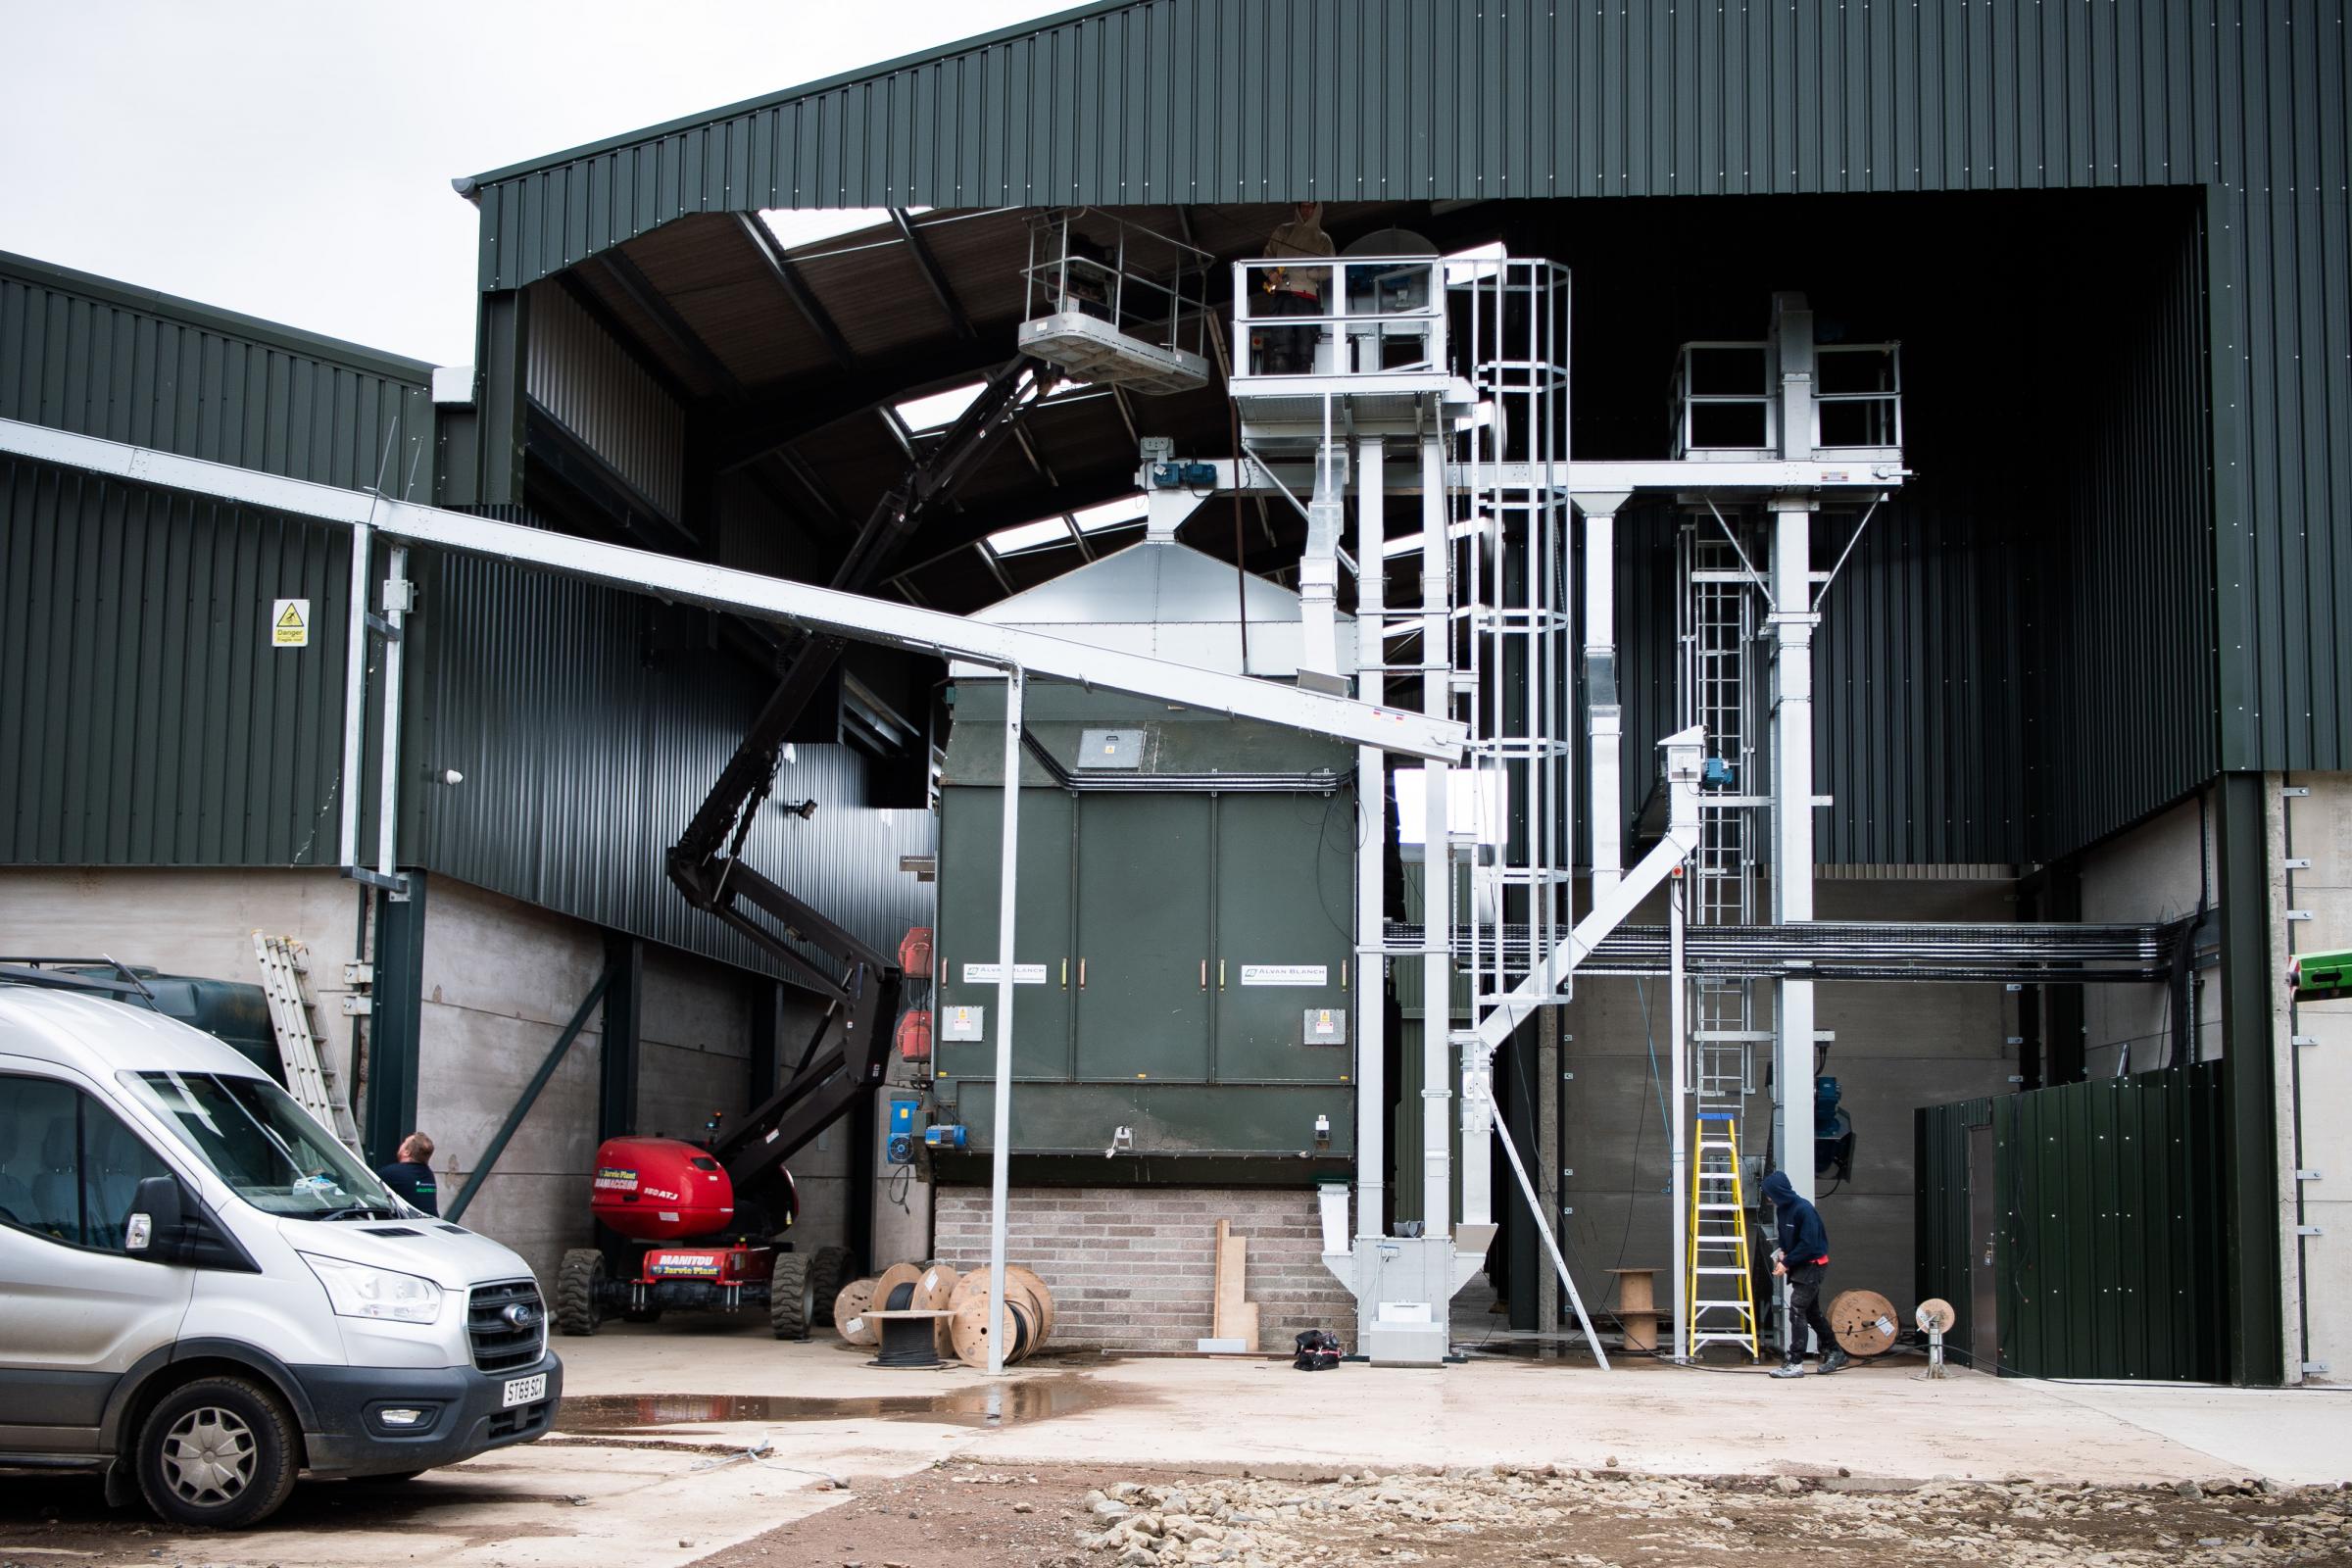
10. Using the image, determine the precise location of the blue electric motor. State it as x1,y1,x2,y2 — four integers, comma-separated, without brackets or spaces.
1814,1075,1855,1180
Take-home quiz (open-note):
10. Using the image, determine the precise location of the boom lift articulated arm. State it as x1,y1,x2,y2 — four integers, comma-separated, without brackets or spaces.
672,357,1058,1185
668,355,1057,982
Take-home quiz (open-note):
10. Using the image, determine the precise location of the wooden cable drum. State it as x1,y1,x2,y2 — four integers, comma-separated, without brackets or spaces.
832,1276,881,1347
947,1266,1050,1368
1827,1289,1900,1357
872,1260,925,1313
911,1263,961,1357
1003,1263,1055,1344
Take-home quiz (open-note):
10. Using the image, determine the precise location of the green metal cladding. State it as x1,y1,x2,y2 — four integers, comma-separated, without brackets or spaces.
1918,1064,2233,1384
466,0,2351,782
0,252,432,867
930,682,1356,1166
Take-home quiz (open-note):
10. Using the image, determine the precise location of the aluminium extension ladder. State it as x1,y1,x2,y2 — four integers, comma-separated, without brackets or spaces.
251,932,363,1155
1687,1112,1761,1357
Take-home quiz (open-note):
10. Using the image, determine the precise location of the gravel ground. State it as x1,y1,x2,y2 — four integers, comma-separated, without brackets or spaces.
689,1460,2352,1568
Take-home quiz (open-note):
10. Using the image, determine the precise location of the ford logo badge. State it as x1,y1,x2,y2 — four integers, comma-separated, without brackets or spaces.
503,1302,538,1329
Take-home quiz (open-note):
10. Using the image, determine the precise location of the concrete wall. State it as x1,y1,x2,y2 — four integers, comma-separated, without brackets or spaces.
934,1186,1352,1351
416,881,797,1287
2270,771,2351,1385
413,881,609,1287
1555,875,2019,1338
0,866,864,1292
0,866,369,1089
2079,794,2222,1075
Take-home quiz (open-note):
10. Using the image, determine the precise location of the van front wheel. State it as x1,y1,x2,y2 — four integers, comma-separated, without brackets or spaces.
135,1375,300,1529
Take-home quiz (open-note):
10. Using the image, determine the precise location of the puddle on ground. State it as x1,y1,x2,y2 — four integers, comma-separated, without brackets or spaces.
556,1373,1123,1434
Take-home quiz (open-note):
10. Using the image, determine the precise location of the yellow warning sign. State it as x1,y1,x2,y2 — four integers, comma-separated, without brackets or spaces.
270,598,310,649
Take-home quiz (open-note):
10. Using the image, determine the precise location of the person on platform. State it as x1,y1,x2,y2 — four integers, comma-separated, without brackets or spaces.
1256,201,1337,372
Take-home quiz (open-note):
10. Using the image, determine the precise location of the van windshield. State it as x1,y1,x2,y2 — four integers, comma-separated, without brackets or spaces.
122,1071,400,1220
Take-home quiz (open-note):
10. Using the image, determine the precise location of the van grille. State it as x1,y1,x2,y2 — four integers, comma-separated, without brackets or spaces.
466,1279,546,1373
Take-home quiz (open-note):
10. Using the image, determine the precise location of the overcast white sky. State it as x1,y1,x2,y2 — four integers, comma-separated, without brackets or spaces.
0,1,1079,368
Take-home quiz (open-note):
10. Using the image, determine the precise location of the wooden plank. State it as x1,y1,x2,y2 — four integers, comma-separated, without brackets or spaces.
1212,1218,1245,1340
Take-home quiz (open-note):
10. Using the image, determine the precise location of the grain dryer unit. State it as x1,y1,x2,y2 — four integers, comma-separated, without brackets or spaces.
926,539,1360,1181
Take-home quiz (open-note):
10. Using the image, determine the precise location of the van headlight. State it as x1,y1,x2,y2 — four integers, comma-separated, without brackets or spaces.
301,1254,444,1323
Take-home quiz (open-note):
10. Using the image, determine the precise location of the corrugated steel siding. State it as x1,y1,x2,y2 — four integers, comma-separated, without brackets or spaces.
0,465,360,866
2032,205,2220,858
1996,1064,2231,1381
1919,1065,2231,1382
525,281,686,519
1913,1096,1989,1367
1612,500,2036,868
0,253,429,868
471,0,2351,786
1,254,434,496
407,548,933,979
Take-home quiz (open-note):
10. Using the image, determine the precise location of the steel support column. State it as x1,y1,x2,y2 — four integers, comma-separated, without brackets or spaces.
1768,500,1818,1356
984,666,1026,1376
1418,432,1454,1238
361,872,427,1166
1576,495,1629,891
1668,866,1690,1362
2217,771,2287,1386
599,934,643,1142
1354,437,1388,1245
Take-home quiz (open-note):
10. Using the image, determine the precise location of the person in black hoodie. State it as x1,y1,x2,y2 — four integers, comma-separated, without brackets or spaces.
375,1132,440,1217
1761,1168,1846,1379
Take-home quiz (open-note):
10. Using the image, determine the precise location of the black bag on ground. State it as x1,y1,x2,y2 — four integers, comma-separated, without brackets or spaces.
1293,1329,1343,1370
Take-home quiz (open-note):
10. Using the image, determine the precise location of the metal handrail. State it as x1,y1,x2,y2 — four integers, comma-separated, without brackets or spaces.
1669,338,1903,455
1231,256,1448,379
1021,208,1212,359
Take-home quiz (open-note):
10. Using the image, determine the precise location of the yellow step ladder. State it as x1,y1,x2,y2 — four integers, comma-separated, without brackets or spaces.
1687,1112,1759,1358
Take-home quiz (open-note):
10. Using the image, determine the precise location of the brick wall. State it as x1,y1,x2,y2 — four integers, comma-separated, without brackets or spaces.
934,1186,1354,1352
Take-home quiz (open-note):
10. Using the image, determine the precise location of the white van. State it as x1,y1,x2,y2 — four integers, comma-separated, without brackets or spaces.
0,981,563,1527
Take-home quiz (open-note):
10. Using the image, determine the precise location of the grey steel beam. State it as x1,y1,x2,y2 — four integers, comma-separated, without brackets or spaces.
772,448,853,535
594,249,744,399
445,966,615,1222
733,212,858,368
881,469,1143,584
1196,457,1906,499
893,209,975,341
0,417,1466,762
708,337,1017,472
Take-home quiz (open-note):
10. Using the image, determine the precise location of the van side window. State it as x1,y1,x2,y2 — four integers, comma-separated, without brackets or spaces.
0,1073,175,1252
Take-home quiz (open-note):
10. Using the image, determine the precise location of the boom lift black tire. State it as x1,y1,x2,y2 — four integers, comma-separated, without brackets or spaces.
557,1249,607,1336
808,1245,854,1327
133,1374,301,1529
769,1251,812,1339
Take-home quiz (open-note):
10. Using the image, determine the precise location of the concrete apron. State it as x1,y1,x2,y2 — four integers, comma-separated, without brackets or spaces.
119,1331,2350,1566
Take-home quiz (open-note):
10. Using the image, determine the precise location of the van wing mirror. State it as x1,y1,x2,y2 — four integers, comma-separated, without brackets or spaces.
125,1175,185,1256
